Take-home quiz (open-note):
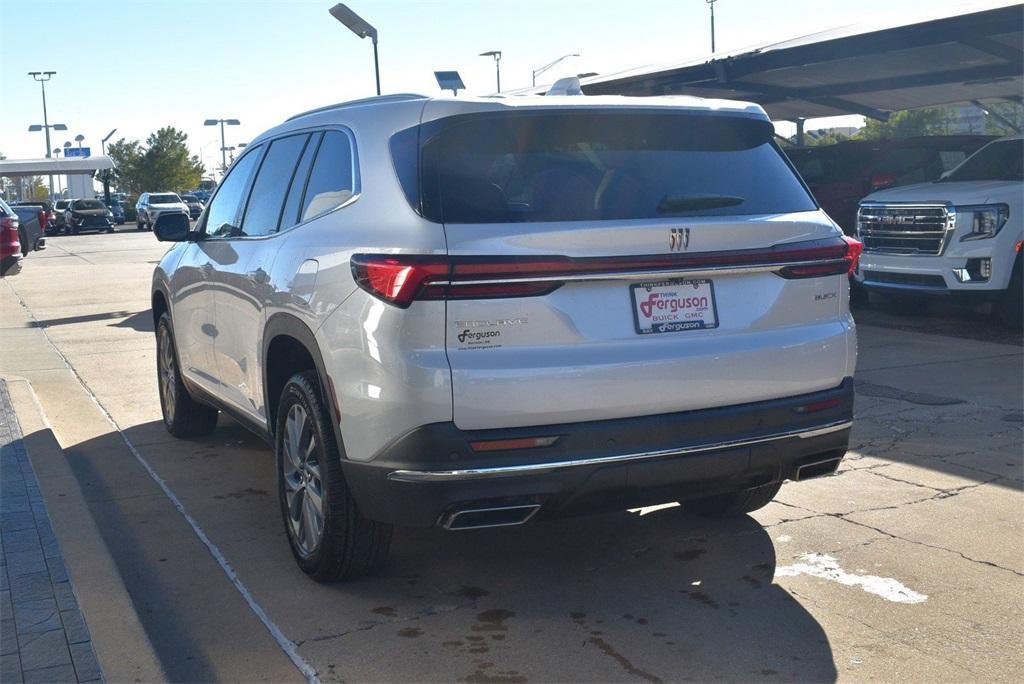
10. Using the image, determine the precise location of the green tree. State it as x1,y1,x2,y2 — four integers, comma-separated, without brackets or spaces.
107,127,204,195
858,108,953,140
983,102,1024,136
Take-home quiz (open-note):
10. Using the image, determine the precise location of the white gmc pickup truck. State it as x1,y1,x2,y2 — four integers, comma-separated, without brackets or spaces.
855,136,1023,326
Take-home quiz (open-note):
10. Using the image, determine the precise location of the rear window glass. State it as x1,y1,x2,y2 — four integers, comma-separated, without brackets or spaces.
406,111,815,224
75,200,103,210
787,145,878,185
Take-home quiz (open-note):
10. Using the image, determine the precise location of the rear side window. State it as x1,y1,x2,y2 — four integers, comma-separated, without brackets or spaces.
407,111,816,224
205,147,262,238
788,145,878,184
280,132,322,231
300,131,356,222
240,133,309,237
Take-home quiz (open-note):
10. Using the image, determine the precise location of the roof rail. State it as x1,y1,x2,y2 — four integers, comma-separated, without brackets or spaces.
286,93,428,121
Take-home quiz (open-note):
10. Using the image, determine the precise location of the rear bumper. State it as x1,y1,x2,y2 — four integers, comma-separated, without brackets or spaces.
342,379,854,528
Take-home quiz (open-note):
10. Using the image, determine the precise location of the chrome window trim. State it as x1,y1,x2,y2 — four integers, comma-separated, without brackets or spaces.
387,419,853,483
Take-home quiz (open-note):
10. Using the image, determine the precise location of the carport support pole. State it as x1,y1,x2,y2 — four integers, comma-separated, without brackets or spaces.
795,118,805,147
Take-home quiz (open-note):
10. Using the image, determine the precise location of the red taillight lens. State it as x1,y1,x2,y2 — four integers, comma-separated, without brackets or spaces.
351,255,449,307
1,217,21,259
842,235,863,275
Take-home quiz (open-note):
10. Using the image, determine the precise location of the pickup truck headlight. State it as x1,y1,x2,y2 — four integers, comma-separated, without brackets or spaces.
960,204,1009,241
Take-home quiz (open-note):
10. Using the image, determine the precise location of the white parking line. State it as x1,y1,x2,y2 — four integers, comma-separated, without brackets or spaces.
776,552,928,604
10,288,321,683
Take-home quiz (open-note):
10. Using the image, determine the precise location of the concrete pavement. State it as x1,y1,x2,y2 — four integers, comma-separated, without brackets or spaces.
1,229,1021,682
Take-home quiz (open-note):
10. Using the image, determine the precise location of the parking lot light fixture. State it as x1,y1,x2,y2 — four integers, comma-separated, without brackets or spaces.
532,53,579,87
28,71,61,196
74,134,85,150
100,128,117,156
329,3,380,96
480,51,502,93
204,118,241,177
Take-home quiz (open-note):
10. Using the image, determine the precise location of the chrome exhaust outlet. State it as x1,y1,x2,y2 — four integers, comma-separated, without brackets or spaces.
793,456,842,481
441,503,541,531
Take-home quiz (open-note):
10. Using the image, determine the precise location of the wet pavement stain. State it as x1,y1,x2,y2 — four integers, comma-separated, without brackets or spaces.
673,549,706,562
443,640,464,647
453,586,491,600
741,575,763,589
683,590,721,609
477,609,516,626
397,627,422,638
588,636,664,683
213,487,268,500
371,606,396,617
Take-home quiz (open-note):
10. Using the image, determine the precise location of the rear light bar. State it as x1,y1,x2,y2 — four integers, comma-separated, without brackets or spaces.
352,236,863,307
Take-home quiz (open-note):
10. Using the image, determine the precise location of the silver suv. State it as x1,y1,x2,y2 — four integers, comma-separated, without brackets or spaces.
151,92,860,581
137,192,190,231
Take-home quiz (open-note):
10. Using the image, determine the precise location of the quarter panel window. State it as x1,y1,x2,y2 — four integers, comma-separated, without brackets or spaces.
280,132,322,231
205,147,262,238
300,131,356,222
240,134,310,237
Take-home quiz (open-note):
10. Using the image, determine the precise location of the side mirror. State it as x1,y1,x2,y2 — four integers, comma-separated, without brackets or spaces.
153,213,193,242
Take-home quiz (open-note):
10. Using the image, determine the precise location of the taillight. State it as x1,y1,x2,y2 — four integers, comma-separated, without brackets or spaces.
38,210,46,228
352,236,861,307
1,217,21,259
842,235,863,275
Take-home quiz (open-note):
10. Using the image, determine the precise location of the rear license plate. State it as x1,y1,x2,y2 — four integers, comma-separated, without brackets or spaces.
630,278,718,334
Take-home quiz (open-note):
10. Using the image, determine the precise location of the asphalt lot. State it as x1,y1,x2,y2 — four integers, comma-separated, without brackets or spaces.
2,225,1022,682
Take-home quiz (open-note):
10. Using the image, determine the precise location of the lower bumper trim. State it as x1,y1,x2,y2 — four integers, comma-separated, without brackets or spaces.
388,419,853,483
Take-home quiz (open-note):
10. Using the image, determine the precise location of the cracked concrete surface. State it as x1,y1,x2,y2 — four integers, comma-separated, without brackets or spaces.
1,230,1021,682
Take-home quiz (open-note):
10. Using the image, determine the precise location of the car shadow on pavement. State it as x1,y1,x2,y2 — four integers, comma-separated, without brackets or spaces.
62,417,839,683
333,507,839,682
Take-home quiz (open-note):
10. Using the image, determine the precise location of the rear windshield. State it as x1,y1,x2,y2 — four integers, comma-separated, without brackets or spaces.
181,195,198,202
941,140,1023,182
395,111,816,224
150,194,180,204
75,200,103,210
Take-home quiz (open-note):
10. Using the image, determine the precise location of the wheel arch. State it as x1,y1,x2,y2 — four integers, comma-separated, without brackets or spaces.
263,313,343,449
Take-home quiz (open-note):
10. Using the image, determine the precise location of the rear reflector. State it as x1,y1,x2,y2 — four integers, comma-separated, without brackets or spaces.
793,398,843,414
469,436,560,452
351,235,862,306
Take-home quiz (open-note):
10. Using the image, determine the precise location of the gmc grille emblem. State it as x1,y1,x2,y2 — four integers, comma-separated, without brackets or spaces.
669,227,690,252
880,215,915,225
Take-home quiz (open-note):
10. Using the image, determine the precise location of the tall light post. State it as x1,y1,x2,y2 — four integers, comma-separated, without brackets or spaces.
74,134,85,150
28,71,65,197
100,128,117,156
329,4,380,96
706,0,717,53
479,51,502,93
203,118,240,177
53,148,63,196
532,53,579,87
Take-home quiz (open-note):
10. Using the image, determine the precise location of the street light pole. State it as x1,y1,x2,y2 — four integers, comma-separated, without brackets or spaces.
203,118,240,177
532,53,579,87
28,71,58,197
479,51,502,93
329,4,380,96
706,0,717,53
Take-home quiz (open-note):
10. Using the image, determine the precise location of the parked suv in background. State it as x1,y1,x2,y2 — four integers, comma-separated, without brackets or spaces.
856,136,1023,326
64,198,115,234
152,93,860,580
136,192,189,230
786,135,995,235
180,194,205,219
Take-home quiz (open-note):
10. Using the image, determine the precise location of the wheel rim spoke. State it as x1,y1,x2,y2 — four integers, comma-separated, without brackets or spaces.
280,401,324,556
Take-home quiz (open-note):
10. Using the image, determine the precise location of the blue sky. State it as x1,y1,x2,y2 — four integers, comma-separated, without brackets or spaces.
0,0,991,172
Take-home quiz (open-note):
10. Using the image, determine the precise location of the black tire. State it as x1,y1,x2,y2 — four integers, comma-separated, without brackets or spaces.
995,257,1023,328
156,312,218,438
276,371,392,581
684,481,782,517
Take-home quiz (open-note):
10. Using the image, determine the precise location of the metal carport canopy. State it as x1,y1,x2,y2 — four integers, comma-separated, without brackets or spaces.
573,2,1023,121
0,156,114,178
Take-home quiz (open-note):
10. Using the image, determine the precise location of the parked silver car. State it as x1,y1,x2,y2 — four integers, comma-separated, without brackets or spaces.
136,192,189,230
151,92,860,581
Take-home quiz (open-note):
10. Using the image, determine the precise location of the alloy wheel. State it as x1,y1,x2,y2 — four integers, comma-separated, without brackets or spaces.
281,404,325,556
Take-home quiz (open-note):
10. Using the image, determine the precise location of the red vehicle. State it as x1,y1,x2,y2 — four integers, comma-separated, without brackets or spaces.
786,136,996,235
1,199,23,277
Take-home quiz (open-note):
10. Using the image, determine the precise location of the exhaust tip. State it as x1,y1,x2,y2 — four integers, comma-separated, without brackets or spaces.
442,503,541,531
793,456,842,481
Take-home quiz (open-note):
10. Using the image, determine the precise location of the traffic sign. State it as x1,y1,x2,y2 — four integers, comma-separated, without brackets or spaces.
64,147,91,158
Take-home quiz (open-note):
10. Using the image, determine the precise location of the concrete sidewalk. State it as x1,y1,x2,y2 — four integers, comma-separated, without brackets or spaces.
1,380,102,684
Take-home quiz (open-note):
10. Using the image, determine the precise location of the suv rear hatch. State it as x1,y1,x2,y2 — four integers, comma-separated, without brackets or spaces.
380,105,856,430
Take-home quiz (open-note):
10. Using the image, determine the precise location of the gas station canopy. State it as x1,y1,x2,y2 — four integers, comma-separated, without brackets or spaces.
0,156,114,178
574,2,1023,121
